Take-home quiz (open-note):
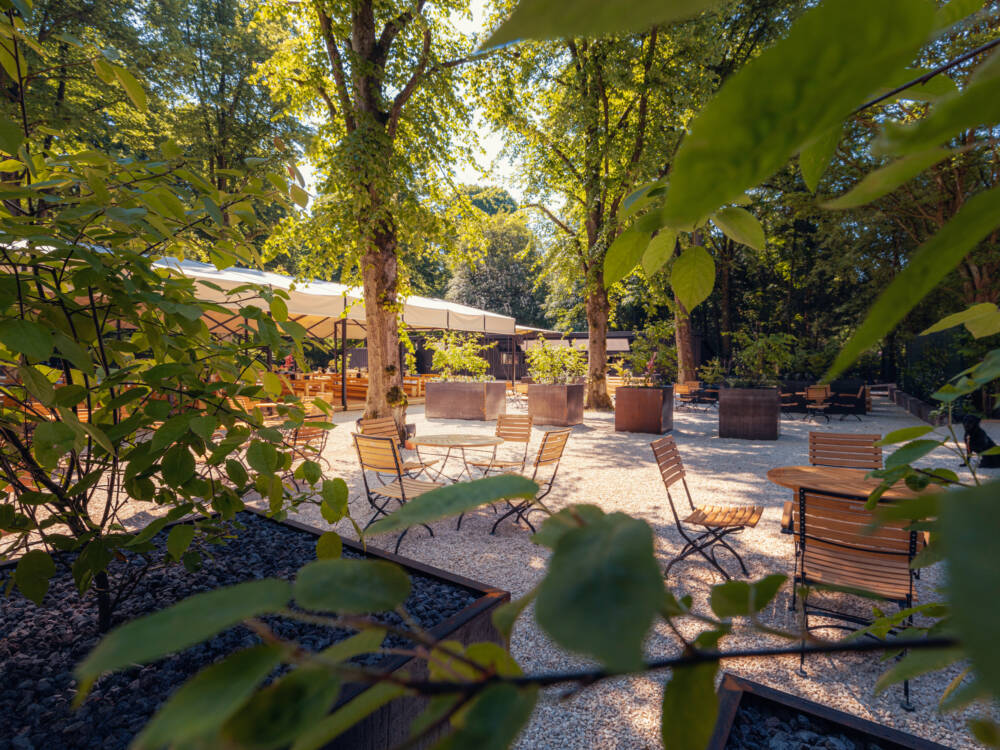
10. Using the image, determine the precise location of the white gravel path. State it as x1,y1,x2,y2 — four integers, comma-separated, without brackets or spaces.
266,397,993,749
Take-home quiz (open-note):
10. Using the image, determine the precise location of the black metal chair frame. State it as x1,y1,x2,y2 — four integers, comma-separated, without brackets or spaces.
285,421,331,491
791,487,918,711
353,433,435,553
661,471,751,581
490,428,571,535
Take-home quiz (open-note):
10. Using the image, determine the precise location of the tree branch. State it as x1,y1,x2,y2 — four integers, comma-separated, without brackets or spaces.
387,26,431,139
524,203,577,237
375,0,427,70
313,0,356,132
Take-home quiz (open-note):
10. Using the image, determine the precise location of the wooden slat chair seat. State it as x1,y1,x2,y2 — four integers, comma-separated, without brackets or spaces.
490,428,571,534
792,488,919,709
357,416,435,477
354,433,442,552
466,415,533,474
652,435,763,580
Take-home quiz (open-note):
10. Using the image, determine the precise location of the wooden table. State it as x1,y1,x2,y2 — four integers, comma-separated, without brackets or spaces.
410,434,504,482
766,465,917,500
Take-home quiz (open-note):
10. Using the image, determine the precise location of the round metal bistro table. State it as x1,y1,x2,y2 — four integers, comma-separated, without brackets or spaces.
409,434,504,483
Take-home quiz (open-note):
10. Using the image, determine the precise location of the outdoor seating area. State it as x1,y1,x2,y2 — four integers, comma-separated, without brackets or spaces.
269,395,980,749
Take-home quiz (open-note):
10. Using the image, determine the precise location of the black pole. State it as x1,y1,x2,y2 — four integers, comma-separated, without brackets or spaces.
340,320,347,409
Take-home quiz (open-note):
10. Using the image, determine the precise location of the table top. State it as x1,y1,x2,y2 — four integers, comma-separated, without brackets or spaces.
410,434,504,448
766,465,917,500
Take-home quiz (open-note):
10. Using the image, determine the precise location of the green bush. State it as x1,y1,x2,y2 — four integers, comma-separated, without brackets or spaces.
525,337,587,384
427,331,494,381
623,320,677,386
729,332,796,387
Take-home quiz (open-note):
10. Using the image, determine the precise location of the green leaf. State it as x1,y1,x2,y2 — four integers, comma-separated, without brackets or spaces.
799,124,842,192
823,148,951,210
670,245,715,313
875,647,962,694
262,371,283,398
711,206,765,250
112,65,147,112
876,426,934,445
885,439,941,469
14,549,55,605
294,558,410,614
167,524,196,561
270,296,289,323
289,183,309,208
661,0,935,228
0,116,25,156
220,667,341,750
18,365,54,405
133,645,283,750
939,482,1000,701
316,531,342,559
934,0,983,28
432,684,538,750
482,0,719,50
0,319,54,361
641,230,677,277
152,414,192,451
661,662,719,750
246,440,280,473
709,574,786,619
290,682,406,750
531,504,606,549
226,459,250,486
190,415,218,441
827,186,1000,379
922,303,1000,336
77,579,291,683
365,475,538,537
161,444,195,487
535,512,663,672
320,478,349,523
603,230,650,287
203,195,224,225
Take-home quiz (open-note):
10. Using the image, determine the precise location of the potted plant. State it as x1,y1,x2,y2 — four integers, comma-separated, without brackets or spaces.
424,332,506,420
525,337,587,426
718,333,795,440
614,322,676,434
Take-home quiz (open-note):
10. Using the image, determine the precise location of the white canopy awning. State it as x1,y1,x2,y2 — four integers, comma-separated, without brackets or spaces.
158,259,517,339
522,337,630,352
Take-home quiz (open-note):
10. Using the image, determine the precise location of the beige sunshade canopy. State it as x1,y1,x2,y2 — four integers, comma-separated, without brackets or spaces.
159,259,517,339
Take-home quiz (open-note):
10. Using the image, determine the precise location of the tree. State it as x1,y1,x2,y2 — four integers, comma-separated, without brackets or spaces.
258,0,477,436
447,209,549,328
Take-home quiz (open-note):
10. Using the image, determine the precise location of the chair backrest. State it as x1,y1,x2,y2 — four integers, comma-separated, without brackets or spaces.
798,489,916,598
651,435,685,489
533,428,571,468
674,384,692,396
684,380,701,390
496,414,532,443
808,432,882,469
292,424,328,453
353,433,403,476
806,384,830,401
357,416,400,441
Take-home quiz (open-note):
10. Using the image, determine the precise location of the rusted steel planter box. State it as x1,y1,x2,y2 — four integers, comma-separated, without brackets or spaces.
528,383,584,426
708,673,949,750
718,387,780,440
615,386,673,434
424,381,506,420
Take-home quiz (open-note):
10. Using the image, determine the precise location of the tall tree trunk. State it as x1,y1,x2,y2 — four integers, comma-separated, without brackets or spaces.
719,242,733,363
362,220,407,437
585,280,613,409
675,300,698,383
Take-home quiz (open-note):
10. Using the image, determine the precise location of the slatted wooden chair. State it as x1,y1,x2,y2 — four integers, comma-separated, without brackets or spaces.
356,416,435,477
353,433,442,552
466,415,534,477
803,385,832,422
652,435,763,580
792,487,919,710
780,432,884,536
285,422,331,488
491,428,572,534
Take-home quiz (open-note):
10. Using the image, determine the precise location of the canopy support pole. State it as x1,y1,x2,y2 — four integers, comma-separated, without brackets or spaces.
340,319,347,409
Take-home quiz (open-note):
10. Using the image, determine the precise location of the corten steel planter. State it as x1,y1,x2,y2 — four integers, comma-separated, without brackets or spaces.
1,510,509,750
718,387,780,440
528,383,584,426
424,381,506,420
615,386,673,434
708,673,949,750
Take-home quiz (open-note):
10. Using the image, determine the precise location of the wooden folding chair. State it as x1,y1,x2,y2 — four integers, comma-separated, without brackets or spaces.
792,488,919,710
652,436,763,580
803,385,832,423
491,428,571,534
285,423,331,489
357,416,434,477
353,433,442,553
466,415,534,476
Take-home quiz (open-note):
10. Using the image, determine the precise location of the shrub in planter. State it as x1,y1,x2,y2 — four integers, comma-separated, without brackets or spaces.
424,332,504,419
525,338,586,425
614,322,676,433
0,30,341,632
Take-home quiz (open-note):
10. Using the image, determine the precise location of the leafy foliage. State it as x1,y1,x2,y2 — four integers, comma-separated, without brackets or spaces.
427,331,496,382
524,337,587,384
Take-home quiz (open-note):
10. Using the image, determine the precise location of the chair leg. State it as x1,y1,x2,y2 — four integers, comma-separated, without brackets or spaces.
797,589,808,677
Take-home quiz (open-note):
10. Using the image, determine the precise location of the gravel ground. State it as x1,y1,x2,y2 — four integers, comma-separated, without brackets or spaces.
264,396,995,750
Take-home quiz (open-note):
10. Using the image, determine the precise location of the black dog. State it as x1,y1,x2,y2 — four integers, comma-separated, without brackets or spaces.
963,415,1000,468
